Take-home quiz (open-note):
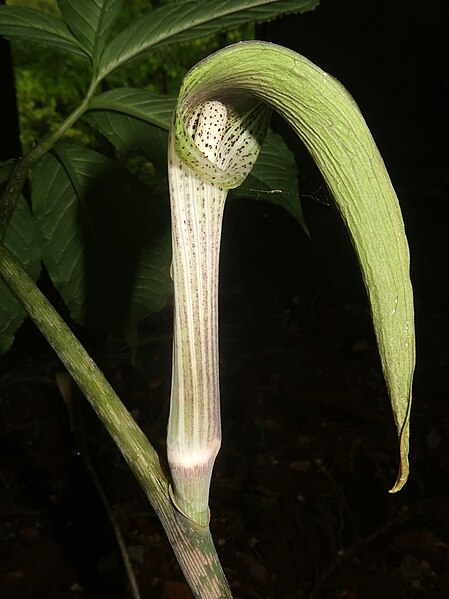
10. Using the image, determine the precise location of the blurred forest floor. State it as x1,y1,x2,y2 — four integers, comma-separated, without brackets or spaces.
1,284,448,599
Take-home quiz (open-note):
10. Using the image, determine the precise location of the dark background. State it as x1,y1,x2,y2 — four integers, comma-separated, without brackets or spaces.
226,0,449,310
1,1,449,597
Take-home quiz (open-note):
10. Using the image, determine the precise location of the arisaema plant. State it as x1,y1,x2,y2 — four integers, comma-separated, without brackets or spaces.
166,41,415,531
0,2,414,597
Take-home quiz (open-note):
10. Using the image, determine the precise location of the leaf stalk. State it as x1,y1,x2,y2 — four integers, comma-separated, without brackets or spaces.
0,78,98,239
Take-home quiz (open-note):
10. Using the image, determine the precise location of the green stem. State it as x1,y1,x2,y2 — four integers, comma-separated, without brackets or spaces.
0,79,98,240
0,241,232,598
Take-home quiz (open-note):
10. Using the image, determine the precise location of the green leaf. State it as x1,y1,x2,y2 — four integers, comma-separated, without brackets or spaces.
87,109,169,171
86,88,175,169
98,0,319,78
57,0,123,64
0,6,89,59
31,144,172,349
89,87,174,129
232,129,308,233
0,197,41,355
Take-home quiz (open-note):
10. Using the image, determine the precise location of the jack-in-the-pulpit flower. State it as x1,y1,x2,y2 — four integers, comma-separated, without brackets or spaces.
167,41,415,526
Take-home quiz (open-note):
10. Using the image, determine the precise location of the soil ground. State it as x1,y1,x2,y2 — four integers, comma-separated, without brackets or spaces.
1,283,448,599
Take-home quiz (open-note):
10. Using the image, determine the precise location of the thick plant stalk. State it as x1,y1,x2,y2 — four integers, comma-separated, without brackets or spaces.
0,242,232,598
169,40,414,507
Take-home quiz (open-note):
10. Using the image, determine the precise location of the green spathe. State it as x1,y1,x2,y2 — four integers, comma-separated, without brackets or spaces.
168,40,414,524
